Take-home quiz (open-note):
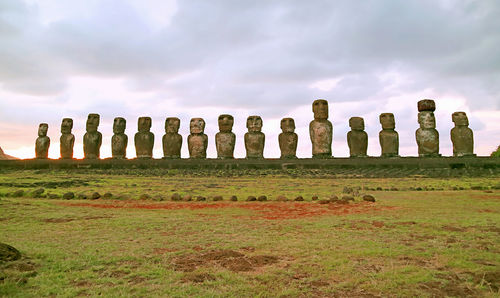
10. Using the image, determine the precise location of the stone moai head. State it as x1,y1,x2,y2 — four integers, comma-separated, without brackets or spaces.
247,116,263,132
38,123,48,137
61,118,73,134
280,118,295,133
379,113,395,130
218,114,234,133
349,117,365,131
417,99,436,112
113,117,126,134
190,118,205,134
138,117,152,132
418,112,436,129
452,111,469,126
86,113,100,132
312,99,329,120
165,117,180,133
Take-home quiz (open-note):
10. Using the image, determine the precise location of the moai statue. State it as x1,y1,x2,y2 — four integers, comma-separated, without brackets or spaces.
279,118,298,159
347,117,368,157
188,118,208,159
416,99,440,157
60,118,75,159
310,99,333,158
134,117,154,159
379,113,399,157
244,116,265,159
35,123,50,159
451,111,475,157
83,113,102,159
111,117,128,159
162,117,182,159
215,114,235,159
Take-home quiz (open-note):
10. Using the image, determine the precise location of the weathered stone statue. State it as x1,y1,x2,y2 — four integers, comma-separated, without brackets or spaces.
451,111,475,157
162,117,182,159
83,113,102,159
245,116,265,159
60,118,74,159
188,118,208,159
347,117,368,157
310,99,333,158
111,117,127,159
134,117,154,159
35,123,50,159
279,118,298,159
379,113,399,157
416,99,440,157
215,114,235,159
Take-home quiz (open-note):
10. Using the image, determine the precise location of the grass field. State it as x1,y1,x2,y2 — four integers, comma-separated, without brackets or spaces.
0,169,499,297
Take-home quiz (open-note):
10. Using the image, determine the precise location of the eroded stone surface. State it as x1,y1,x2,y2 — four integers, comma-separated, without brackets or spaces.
135,117,154,159
416,110,440,157
451,111,474,157
245,116,265,159
60,118,74,159
310,99,332,158
188,118,208,159
347,117,367,157
35,123,50,159
379,113,399,157
279,118,298,159
112,117,128,159
83,113,102,159
163,117,182,159
216,114,235,159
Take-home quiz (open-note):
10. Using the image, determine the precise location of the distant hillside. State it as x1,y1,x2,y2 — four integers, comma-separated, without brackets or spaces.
0,147,18,160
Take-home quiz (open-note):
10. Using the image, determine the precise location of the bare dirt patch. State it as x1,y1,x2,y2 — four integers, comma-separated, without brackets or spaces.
181,273,216,283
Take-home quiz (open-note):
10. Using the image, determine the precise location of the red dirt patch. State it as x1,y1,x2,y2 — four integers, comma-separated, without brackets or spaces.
56,201,396,220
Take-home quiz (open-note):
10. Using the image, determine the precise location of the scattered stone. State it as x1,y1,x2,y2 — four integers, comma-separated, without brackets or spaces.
196,196,206,201
294,196,304,201
390,187,398,191
0,243,21,261
103,192,113,199
77,193,88,200
363,194,376,202
139,194,151,200
230,195,238,201
12,190,24,197
276,195,288,202
246,196,257,201
63,192,75,200
31,188,45,198
183,195,192,201
329,195,339,202
90,192,101,200
311,196,318,201
212,195,223,201
342,195,354,202
171,193,182,201
257,195,267,202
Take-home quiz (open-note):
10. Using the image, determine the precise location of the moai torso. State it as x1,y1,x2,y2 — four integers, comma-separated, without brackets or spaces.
188,118,208,159
215,114,235,159
112,117,128,159
379,113,399,157
162,117,182,159
347,117,367,157
309,99,332,158
279,118,298,159
244,116,265,159
415,100,440,157
134,117,154,159
35,123,50,159
83,113,102,159
451,111,474,157
60,118,75,159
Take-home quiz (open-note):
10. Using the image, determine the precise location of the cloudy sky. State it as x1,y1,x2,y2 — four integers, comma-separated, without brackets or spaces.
1,0,499,159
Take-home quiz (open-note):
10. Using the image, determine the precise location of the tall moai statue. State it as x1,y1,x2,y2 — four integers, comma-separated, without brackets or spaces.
416,99,440,157
111,117,128,159
347,117,368,157
279,118,298,159
379,113,399,157
215,114,235,159
310,99,333,158
451,111,475,157
188,118,208,159
35,123,50,159
245,116,265,159
135,117,154,159
60,118,75,159
162,117,182,159
83,113,102,159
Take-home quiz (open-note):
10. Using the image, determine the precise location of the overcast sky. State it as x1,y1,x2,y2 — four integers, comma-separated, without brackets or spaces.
1,0,499,159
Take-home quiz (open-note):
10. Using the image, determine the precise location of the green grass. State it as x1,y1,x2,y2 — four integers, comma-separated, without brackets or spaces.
0,170,499,297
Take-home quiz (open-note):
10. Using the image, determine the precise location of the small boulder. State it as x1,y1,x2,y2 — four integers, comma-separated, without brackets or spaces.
63,192,75,200
257,195,267,202
311,196,319,201
31,188,45,198
362,194,376,202
183,195,193,201
212,195,223,201
294,196,304,201
0,243,21,262
77,193,88,200
90,192,101,200
12,190,24,197
103,192,113,199
230,195,238,201
246,196,257,201
171,193,182,201
276,195,288,202
196,196,206,201
342,195,354,202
